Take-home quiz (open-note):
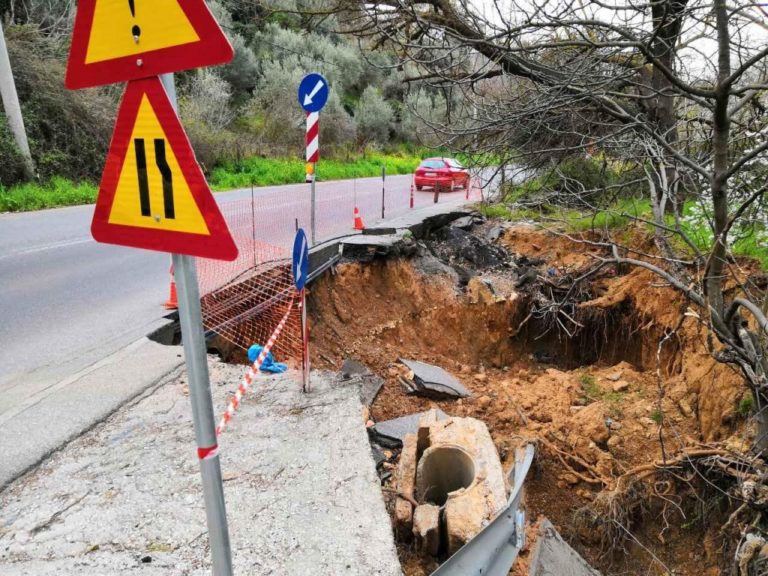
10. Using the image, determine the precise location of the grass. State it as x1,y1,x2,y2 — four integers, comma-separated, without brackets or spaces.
738,395,754,418
208,152,422,190
484,192,768,270
560,197,652,231
0,151,426,213
0,177,97,212
578,372,625,418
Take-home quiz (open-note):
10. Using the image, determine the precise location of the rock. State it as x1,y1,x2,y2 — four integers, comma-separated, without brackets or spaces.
486,226,505,243
570,406,585,414
477,395,492,410
608,421,622,431
606,371,623,382
612,380,630,393
474,373,487,382
640,417,657,427
607,436,622,449
397,434,419,498
678,399,693,417
571,403,610,445
450,215,480,230
467,277,500,305
394,498,414,542
412,504,441,556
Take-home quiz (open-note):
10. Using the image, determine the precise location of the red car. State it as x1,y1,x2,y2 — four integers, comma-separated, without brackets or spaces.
414,158,470,191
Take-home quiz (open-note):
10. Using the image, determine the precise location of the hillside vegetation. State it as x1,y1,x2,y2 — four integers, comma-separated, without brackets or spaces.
0,0,451,208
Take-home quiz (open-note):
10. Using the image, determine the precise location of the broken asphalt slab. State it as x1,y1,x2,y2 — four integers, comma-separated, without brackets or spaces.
399,358,472,399
339,358,385,406
0,360,401,576
370,409,449,448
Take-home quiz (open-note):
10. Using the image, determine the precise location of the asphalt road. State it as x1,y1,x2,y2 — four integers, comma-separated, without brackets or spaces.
0,174,426,479
0,174,422,396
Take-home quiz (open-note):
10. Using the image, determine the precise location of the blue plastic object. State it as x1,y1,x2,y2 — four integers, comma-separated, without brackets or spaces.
247,344,288,373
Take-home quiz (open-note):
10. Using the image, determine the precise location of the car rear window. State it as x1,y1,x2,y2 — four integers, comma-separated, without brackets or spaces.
446,159,463,169
420,160,446,169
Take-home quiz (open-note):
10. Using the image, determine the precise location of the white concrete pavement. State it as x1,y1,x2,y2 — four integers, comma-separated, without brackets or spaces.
0,362,402,576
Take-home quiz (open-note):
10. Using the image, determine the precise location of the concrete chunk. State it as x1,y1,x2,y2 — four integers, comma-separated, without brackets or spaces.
397,433,419,500
529,519,602,576
413,504,441,556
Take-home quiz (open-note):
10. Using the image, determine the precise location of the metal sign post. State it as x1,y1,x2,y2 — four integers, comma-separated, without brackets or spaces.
381,165,386,219
298,74,328,246
66,3,236,572
162,73,233,576
310,163,317,246
292,229,311,393
301,288,310,393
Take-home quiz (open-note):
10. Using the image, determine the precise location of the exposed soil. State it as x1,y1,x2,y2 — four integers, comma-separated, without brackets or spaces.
308,220,761,576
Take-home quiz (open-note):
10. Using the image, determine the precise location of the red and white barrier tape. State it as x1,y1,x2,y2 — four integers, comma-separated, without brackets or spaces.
215,296,296,436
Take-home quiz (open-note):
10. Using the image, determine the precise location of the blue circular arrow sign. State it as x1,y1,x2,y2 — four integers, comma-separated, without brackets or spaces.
292,229,310,291
298,73,329,113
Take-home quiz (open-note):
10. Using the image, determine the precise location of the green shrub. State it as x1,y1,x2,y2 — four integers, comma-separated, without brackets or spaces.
0,116,30,186
5,26,116,185
738,395,754,418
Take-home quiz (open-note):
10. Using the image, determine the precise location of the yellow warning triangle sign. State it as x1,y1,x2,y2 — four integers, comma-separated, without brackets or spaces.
66,0,233,89
92,77,238,261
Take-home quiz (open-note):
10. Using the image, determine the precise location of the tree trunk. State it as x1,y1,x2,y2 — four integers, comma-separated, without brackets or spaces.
0,20,34,179
706,1,732,321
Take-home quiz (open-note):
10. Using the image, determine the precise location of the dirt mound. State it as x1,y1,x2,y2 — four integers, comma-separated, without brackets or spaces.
308,224,755,576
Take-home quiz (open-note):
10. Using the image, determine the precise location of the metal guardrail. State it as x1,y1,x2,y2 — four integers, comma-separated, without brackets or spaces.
431,444,535,576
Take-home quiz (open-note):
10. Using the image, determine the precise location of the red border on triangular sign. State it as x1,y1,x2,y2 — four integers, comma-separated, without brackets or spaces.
92,77,238,261
65,0,233,89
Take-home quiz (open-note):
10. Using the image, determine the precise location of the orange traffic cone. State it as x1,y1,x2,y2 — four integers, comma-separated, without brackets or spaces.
353,206,365,230
164,265,178,310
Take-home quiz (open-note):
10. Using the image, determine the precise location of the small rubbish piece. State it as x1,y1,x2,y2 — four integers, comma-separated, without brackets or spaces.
399,359,471,399
370,410,448,448
247,345,288,373
339,358,384,406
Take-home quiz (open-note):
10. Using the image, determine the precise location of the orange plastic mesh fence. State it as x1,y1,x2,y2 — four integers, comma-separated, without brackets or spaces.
196,175,484,356
200,260,303,366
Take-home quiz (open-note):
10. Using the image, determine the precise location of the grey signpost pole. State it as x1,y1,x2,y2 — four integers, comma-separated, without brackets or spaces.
160,73,234,576
381,165,386,219
311,165,317,246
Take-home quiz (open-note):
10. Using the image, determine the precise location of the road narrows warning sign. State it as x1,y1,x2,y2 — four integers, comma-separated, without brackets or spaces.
65,0,234,89
92,77,237,261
